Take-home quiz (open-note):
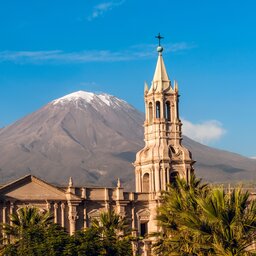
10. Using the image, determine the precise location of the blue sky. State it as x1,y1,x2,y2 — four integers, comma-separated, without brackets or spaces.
0,0,256,157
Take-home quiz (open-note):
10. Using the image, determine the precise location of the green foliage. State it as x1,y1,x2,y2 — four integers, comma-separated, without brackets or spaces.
153,174,210,256
64,228,102,256
1,223,70,255
193,188,256,255
154,174,256,256
0,207,133,256
64,211,132,256
0,207,70,256
91,210,132,256
1,206,53,243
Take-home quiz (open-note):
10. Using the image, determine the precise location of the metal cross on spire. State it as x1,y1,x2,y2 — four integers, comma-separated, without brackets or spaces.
155,33,164,46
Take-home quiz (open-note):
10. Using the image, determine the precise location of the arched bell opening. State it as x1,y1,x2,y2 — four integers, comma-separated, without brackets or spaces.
142,173,150,192
156,101,161,119
148,102,153,124
170,171,179,185
165,101,171,121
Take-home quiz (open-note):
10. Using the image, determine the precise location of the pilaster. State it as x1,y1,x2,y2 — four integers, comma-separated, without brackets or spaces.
65,177,82,235
61,202,65,228
54,202,58,224
67,202,79,235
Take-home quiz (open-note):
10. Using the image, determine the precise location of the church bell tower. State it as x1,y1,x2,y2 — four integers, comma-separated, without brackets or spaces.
134,35,194,193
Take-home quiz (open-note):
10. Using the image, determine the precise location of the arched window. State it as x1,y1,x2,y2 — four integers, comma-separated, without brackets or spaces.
148,102,153,124
156,101,161,119
165,101,171,121
176,100,179,120
170,171,179,185
142,173,150,192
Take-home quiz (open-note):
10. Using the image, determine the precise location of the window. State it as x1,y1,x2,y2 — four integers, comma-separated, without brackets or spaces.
170,171,179,185
142,173,150,192
140,222,148,237
165,101,171,121
137,209,150,238
88,210,101,227
156,101,161,118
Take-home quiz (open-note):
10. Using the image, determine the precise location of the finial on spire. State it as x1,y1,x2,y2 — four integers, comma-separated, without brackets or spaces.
68,177,73,187
144,82,149,94
174,80,179,92
155,33,164,54
117,178,121,188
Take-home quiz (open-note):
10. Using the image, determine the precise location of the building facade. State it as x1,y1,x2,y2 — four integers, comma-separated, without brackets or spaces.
0,45,194,255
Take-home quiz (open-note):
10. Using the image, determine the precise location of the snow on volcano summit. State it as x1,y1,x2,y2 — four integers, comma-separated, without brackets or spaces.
52,90,133,110
52,91,94,105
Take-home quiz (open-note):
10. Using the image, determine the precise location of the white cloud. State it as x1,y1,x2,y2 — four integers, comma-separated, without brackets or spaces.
166,42,196,53
88,0,125,21
251,156,256,160
182,119,226,144
0,50,62,62
0,50,128,63
0,42,195,64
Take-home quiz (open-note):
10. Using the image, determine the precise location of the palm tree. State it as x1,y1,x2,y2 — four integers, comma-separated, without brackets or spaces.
184,188,256,255
91,211,129,238
0,206,53,256
91,211,132,256
1,206,53,242
155,174,256,256
154,174,210,255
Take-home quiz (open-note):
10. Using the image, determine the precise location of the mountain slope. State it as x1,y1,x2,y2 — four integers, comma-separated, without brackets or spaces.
0,91,144,189
0,91,255,189
183,137,256,183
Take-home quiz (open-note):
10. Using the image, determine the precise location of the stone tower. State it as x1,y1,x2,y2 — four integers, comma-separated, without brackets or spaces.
134,44,194,193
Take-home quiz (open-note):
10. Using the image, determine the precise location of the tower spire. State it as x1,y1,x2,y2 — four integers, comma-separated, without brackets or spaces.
151,33,170,92
152,49,169,84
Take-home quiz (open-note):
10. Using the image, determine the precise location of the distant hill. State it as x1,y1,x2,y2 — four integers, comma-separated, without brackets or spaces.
0,91,255,190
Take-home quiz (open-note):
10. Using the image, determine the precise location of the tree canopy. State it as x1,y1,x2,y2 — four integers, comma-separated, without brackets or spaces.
0,207,133,256
154,174,256,256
